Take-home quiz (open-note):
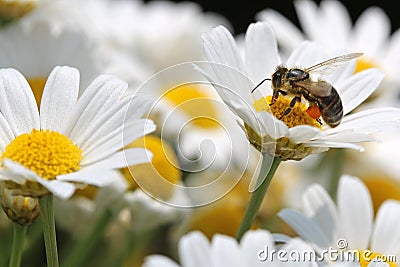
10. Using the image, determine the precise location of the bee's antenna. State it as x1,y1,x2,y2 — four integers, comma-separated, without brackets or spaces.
251,78,271,93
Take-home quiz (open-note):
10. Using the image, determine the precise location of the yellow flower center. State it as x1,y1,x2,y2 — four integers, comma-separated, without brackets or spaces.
362,175,400,215
357,250,397,267
1,129,82,180
253,96,321,128
27,77,46,108
164,84,219,129
121,135,182,200
355,58,378,73
0,0,36,20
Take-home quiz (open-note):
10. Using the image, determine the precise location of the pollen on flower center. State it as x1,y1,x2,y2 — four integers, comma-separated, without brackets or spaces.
1,129,82,180
357,250,397,267
27,77,47,108
164,84,219,129
253,96,321,129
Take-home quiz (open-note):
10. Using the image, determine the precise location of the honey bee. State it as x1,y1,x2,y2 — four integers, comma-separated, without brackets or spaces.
251,53,363,127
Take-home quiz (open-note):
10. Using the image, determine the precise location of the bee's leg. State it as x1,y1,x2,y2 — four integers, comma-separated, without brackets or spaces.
279,96,301,120
270,90,280,105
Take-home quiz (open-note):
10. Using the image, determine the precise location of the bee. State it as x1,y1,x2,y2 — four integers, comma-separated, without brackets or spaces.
251,53,363,128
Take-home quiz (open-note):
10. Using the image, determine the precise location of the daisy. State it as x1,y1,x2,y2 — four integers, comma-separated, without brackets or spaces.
195,22,400,161
0,66,155,200
256,0,400,95
143,229,318,267
0,14,104,106
279,175,400,266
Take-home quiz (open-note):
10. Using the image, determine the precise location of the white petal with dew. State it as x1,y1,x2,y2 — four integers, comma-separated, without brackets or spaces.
337,175,373,250
40,66,80,133
0,68,39,135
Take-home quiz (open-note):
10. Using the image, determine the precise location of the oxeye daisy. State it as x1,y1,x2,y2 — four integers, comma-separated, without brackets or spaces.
0,12,110,106
279,175,400,266
196,22,400,161
0,66,155,201
257,0,400,96
143,229,317,267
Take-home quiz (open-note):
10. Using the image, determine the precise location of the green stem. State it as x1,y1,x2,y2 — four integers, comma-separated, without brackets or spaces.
39,195,59,267
235,154,282,241
327,148,345,200
9,224,27,267
60,209,113,267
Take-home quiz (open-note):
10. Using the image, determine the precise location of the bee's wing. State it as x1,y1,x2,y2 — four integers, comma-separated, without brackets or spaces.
294,80,332,97
305,52,363,76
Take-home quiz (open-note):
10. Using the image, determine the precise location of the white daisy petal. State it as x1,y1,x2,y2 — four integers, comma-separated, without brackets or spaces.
353,7,390,55
56,168,117,187
66,74,128,140
0,112,15,151
302,183,338,243
35,178,76,200
143,255,180,267
278,208,332,248
286,41,324,68
305,141,364,151
202,26,253,105
179,231,212,267
294,0,320,41
337,175,373,250
289,125,322,144
340,68,384,115
256,9,305,52
245,22,281,84
329,107,400,135
211,234,243,266
0,68,39,135
370,200,400,255
81,147,152,169
40,66,80,133
241,230,274,266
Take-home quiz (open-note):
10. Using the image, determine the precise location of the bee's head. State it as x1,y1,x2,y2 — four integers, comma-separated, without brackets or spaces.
271,66,287,89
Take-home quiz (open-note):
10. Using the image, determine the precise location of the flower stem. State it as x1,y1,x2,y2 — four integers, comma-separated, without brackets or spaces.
235,154,282,241
60,208,113,267
39,195,59,267
328,148,345,200
9,223,27,267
